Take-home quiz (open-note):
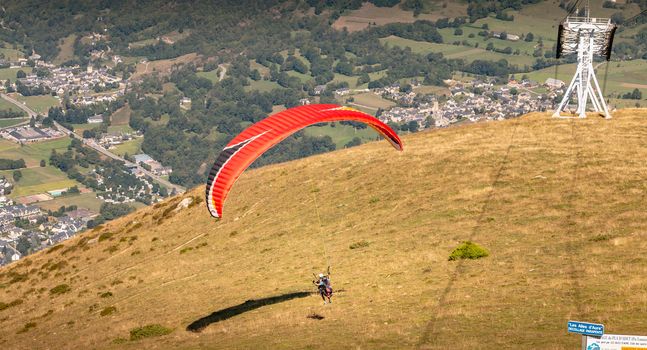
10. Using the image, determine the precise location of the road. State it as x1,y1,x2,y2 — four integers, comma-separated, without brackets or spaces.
0,93,33,129
54,121,185,194
218,64,227,81
1,93,185,194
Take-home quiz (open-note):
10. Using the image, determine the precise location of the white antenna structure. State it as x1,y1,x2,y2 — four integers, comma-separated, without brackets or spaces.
553,4,616,119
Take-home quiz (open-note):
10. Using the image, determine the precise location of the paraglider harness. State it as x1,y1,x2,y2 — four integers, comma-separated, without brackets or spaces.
313,267,333,301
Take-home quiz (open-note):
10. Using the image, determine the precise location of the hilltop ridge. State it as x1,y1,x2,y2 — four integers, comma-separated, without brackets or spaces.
1,110,646,349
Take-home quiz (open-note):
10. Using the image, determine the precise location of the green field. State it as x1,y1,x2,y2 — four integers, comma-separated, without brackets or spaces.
0,166,79,197
304,123,380,148
149,114,170,126
107,124,134,134
0,97,25,113
0,67,32,81
53,34,77,65
129,38,159,48
250,60,271,77
244,79,282,92
0,47,25,61
351,92,396,111
70,123,96,134
0,137,71,167
197,69,222,84
379,36,535,67
11,94,60,114
287,70,312,83
0,118,27,128
526,60,647,98
111,137,144,156
38,192,103,212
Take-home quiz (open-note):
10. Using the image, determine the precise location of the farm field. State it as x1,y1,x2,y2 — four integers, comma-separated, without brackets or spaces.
111,105,132,125
0,137,70,167
132,53,200,79
351,92,396,111
526,60,647,98
244,79,282,93
0,47,24,61
304,123,379,149
53,34,77,65
379,36,535,66
0,67,32,81
196,69,221,84
0,166,80,198
37,192,103,212
0,118,26,128
333,1,467,32
0,97,25,114
10,94,60,114
111,137,144,157
107,124,135,134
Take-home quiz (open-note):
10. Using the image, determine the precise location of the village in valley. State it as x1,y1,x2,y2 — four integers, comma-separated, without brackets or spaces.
0,42,571,265
0,44,180,264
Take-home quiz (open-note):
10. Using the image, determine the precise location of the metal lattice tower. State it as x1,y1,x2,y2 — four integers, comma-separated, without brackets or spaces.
553,5,616,119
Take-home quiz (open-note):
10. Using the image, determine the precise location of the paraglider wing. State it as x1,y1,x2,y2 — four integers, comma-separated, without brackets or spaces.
205,104,403,218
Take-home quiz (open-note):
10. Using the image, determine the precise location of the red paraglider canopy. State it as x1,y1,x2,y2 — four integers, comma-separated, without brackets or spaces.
205,104,403,218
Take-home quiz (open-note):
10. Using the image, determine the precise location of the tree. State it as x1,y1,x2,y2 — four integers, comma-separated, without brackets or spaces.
100,202,135,220
40,159,46,167
16,70,26,79
344,137,362,148
454,28,463,36
13,170,22,182
16,236,31,256
407,120,419,132
500,32,507,40
610,12,624,25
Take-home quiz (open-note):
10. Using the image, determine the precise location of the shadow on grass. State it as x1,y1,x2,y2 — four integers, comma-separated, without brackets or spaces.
187,291,313,332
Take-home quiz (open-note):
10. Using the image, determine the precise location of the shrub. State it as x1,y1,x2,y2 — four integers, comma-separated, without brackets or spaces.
17,322,36,334
48,261,68,271
0,299,23,312
104,245,119,254
448,241,489,261
98,231,114,242
50,284,71,295
100,306,117,316
100,291,113,298
8,272,28,284
113,338,128,344
349,240,370,250
129,324,173,340
590,234,612,242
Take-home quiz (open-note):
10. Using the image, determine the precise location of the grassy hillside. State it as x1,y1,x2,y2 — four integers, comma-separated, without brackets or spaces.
1,110,646,349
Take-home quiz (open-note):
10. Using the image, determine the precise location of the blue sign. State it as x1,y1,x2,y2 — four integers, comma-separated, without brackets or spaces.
568,321,604,337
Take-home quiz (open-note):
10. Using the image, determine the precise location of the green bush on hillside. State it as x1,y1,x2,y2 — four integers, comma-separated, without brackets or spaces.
129,324,173,341
49,284,71,295
100,306,117,316
349,240,370,250
448,241,489,261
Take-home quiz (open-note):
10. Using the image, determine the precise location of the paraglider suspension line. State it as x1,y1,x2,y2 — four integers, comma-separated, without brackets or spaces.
310,183,331,270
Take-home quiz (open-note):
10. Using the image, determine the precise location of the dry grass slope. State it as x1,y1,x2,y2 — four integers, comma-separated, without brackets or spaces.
0,110,646,349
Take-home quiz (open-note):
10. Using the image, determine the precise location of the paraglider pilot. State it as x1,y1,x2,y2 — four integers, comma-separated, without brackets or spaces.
313,273,333,305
